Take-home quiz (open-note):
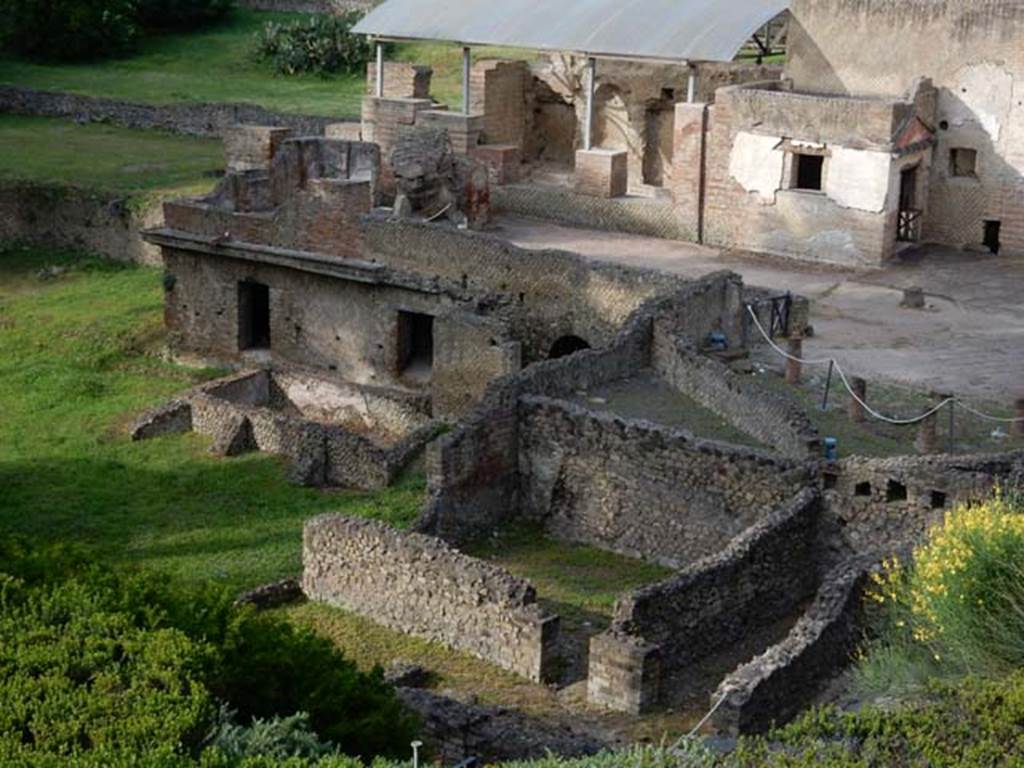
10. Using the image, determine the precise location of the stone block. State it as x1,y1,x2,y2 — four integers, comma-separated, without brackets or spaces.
366,62,432,99
470,144,522,186
224,125,293,172
417,111,484,155
586,631,661,714
574,149,628,198
324,122,362,142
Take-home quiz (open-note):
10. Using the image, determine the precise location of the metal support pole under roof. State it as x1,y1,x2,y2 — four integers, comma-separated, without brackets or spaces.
375,42,385,97
462,46,471,115
687,64,698,103
583,56,596,151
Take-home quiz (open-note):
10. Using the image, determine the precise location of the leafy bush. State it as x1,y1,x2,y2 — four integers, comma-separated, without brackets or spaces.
136,0,234,31
252,13,372,77
0,543,416,765
858,489,1024,692
0,0,141,61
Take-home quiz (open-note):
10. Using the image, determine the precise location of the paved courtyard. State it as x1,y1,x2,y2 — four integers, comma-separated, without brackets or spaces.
497,215,1024,403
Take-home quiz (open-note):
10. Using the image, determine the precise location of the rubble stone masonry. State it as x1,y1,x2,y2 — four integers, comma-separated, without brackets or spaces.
303,515,560,682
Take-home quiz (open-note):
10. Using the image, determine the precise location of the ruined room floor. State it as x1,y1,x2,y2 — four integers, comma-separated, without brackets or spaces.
285,528,750,747
564,370,765,448
496,214,1024,402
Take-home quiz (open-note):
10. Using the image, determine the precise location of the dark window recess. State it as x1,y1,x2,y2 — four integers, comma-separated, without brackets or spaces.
823,472,839,490
793,154,824,191
984,220,1002,254
950,148,977,177
397,311,434,375
886,480,908,503
854,481,872,497
238,281,270,350
549,335,591,359
930,490,948,510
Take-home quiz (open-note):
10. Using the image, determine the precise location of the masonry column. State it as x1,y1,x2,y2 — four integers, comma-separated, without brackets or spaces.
671,102,708,242
1015,397,1024,437
848,377,867,423
785,336,803,385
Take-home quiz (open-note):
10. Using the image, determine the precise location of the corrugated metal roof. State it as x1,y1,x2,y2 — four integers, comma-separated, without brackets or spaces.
353,0,789,63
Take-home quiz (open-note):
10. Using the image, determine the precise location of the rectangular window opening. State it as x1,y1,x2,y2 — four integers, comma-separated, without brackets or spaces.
930,490,948,510
854,481,872,497
886,480,908,503
984,220,1001,254
950,148,977,178
238,281,270,350
397,311,434,381
792,153,824,191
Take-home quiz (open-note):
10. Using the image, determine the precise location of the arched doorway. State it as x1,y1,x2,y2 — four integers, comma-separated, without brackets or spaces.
549,335,591,359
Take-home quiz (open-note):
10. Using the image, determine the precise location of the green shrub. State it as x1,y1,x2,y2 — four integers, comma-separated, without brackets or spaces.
136,0,234,31
0,576,217,763
857,490,1024,694
0,543,416,764
0,0,141,61
252,13,372,77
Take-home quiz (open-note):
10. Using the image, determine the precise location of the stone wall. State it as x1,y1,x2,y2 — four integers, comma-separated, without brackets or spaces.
365,63,433,100
0,86,347,138
652,325,821,459
822,451,1024,562
519,396,811,568
302,515,559,682
0,181,165,266
710,557,871,734
587,489,821,714
360,217,691,362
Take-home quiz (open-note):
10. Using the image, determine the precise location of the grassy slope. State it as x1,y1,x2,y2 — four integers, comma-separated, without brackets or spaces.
0,245,424,591
0,11,367,118
0,114,223,194
0,10,522,120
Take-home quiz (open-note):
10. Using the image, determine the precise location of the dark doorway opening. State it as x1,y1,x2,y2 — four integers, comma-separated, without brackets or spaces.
549,335,591,359
984,220,1001,254
238,281,270,350
793,154,824,191
897,165,921,243
397,311,434,379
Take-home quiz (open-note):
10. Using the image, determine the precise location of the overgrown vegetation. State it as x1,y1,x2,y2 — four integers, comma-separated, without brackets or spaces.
855,490,1024,695
0,539,416,764
252,12,373,77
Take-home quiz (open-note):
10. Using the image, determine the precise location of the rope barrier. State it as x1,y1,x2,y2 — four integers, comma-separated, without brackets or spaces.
745,305,1024,426
670,692,730,749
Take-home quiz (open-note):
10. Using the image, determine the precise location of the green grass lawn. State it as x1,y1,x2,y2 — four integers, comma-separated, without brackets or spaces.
0,114,223,194
0,10,536,119
0,244,424,591
0,11,368,117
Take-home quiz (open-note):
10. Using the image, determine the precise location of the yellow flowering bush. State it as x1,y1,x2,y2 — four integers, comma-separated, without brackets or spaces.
865,489,1024,681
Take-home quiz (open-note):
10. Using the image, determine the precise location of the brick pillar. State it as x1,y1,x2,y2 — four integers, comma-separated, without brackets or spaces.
915,410,939,454
785,337,803,385
671,102,708,242
848,377,867,423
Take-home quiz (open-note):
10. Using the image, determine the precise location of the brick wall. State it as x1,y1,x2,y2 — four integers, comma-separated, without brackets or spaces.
470,59,530,147
365,62,432,100
303,515,560,682
587,489,820,713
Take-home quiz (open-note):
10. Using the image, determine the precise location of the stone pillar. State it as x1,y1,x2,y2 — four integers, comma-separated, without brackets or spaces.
1015,397,1024,438
848,377,867,423
671,102,708,242
915,410,939,454
785,337,803,385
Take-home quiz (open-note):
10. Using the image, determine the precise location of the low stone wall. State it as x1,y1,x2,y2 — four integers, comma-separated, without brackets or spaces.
0,181,165,266
520,396,811,567
710,557,872,735
587,489,820,713
133,369,440,489
0,86,350,138
302,515,560,682
823,451,1024,561
652,325,821,459
396,688,606,764
492,183,693,241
